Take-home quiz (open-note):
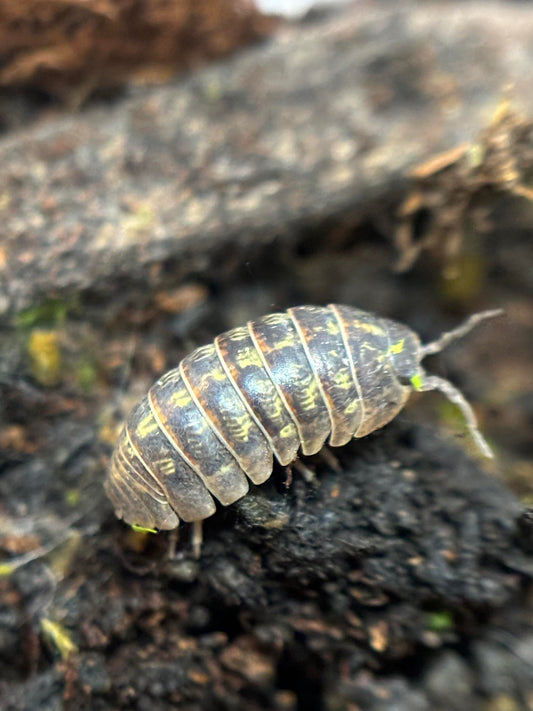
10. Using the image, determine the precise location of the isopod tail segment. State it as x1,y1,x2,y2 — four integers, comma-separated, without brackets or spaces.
393,309,503,459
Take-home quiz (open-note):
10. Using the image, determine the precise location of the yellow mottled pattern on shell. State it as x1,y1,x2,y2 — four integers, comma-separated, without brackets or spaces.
149,368,249,507
289,306,363,446
334,306,410,437
216,326,300,465
180,343,273,484
250,312,331,455
126,397,216,523
106,426,179,530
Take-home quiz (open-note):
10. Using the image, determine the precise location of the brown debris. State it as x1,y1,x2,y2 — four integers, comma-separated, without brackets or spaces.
220,636,276,686
154,283,208,315
368,620,389,653
0,532,41,555
0,0,276,100
395,100,533,273
0,425,39,455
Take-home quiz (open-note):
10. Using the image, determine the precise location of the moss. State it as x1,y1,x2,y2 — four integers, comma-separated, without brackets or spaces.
65,489,81,507
439,251,486,305
75,359,98,393
426,611,454,632
27,329,62,387
14,297,75,329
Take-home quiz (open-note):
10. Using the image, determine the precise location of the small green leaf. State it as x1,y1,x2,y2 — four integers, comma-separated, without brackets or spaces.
427,611,454,632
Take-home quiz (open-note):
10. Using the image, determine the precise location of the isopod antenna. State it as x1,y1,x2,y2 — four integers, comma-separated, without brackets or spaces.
418,308,504,459
420,309,504,358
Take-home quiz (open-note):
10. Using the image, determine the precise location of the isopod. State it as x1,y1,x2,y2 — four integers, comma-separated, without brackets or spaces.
105,305,500,532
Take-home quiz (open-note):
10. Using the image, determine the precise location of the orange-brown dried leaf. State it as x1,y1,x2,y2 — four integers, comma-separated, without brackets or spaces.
0,0,277,99
154,283,208,314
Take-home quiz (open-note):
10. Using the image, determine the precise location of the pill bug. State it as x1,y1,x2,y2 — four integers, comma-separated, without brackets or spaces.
105,305,500,532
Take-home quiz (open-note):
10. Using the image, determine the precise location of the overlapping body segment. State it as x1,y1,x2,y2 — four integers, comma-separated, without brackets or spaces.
107,441,179,530
106,304,497,532
249,312,331,455
149,367,250,507
333,305,410,437
288,305,362,447
180,343,273,484
215,326,300,466
127,397,216,523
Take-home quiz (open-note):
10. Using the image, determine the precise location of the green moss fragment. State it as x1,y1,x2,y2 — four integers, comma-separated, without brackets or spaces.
15,298,74,329
65,489,81,507
427,610,454,632
76,359,98,393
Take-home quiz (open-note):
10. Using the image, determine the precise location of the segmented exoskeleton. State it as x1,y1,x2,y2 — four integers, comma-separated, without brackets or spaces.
105,305,499,532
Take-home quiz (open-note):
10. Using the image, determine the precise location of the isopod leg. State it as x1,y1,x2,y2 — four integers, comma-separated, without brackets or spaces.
318,446,341,472
284,465,293,489
192,520,203,560
293,458,316,483
167,528,179,559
